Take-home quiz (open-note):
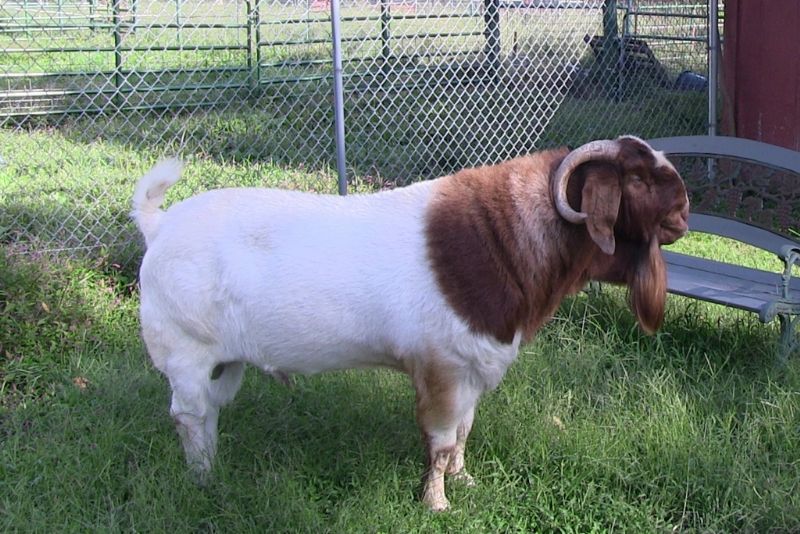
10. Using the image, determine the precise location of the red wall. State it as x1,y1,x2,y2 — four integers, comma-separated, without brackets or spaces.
723,0,800,150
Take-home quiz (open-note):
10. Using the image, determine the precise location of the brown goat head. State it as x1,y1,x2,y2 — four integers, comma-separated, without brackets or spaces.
553,136,689,333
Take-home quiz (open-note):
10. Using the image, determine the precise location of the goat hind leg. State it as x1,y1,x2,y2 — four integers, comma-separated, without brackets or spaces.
168,364,221,482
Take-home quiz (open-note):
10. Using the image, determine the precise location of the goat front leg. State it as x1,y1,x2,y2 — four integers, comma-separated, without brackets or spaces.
413,361,480,511
446,406,476,486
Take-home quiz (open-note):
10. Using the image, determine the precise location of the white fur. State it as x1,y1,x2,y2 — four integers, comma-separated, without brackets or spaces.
620,134,676,172
131,158,182,246
132,163,520,482
137,181,518,379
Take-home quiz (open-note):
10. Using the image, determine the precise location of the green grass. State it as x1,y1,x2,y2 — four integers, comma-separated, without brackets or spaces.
1,246,799,531
2,193,799,531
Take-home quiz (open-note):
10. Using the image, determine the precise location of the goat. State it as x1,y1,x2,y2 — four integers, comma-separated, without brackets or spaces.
131,136,689,511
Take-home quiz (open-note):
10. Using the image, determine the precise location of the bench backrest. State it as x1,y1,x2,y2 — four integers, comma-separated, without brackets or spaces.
649,136,800,243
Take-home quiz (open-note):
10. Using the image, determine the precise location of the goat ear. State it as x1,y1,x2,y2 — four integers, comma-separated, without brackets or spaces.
580,165,621,255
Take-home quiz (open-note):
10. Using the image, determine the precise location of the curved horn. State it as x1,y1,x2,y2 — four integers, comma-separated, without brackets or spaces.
551,139,622,224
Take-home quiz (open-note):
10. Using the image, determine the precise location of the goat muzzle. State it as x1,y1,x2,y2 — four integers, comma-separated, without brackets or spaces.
658,195,690,245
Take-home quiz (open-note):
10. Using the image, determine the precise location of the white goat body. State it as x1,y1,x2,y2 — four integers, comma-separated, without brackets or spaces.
132,138,688,510
135,161,517,381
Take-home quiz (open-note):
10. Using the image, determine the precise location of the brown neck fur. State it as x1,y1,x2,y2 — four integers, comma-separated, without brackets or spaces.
425,149,596,344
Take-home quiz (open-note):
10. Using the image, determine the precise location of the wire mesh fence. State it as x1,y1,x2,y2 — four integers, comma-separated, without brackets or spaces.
1,0,717,266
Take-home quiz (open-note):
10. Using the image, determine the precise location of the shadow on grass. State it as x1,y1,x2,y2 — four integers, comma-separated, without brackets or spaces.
0,246,140,409
546,287,795,418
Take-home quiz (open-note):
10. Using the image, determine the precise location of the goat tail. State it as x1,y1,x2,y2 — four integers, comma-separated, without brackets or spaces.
131,158,183,245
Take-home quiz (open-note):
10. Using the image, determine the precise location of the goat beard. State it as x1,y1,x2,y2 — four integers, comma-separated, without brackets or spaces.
629,236,667,334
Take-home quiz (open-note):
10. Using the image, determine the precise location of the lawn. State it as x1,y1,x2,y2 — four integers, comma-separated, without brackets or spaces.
2,159,799,531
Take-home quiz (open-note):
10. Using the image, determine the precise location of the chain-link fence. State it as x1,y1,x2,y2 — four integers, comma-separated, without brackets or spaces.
1,0,717,266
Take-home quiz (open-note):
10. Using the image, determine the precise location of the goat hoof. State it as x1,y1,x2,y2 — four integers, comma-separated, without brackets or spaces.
424,495,450,512
449,469,476,487
187,463,213,487
190,470,211,487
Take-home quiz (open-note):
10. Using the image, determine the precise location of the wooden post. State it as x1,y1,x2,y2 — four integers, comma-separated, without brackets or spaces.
483,0,500,84
112,0,124,110
380,0,391,81
602,0,620,100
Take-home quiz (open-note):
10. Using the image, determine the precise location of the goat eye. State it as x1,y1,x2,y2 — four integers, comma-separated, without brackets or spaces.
630,175,642,182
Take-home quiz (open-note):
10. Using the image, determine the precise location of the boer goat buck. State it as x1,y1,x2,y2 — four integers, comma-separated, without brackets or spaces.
132,136,689,511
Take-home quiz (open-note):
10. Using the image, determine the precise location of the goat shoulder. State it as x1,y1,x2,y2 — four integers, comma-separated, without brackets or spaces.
425,148,594,344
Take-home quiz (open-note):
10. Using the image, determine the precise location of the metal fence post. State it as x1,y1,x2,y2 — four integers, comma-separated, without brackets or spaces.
602,0,620,101
622,0,632,36
254,0,261,91
175,0,182,47
246,0,256,90
305,0,311,41
331,0,348,195
707,0,719,182
131,0,138,33
89,0,96,32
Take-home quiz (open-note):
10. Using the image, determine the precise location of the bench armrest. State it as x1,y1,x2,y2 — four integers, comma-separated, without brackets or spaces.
780,244,800,260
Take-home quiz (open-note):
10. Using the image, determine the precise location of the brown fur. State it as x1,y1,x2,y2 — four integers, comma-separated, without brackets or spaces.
425,137,688,343
411,357,459,432
630,237,668,333
411,357,462,509
420,445,455,510
425,148,597,344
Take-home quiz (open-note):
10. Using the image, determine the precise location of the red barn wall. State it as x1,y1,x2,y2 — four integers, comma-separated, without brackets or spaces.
722,0,800,150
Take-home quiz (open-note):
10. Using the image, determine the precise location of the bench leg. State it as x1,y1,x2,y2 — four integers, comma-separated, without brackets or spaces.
778,314,799,363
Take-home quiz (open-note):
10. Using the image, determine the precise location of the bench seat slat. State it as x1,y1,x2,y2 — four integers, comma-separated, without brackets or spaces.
663,251,800,319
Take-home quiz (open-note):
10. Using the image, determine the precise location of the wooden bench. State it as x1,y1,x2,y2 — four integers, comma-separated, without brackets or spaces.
648,136,800,361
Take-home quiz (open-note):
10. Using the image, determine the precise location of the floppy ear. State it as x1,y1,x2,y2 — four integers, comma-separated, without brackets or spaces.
580,164,622,255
